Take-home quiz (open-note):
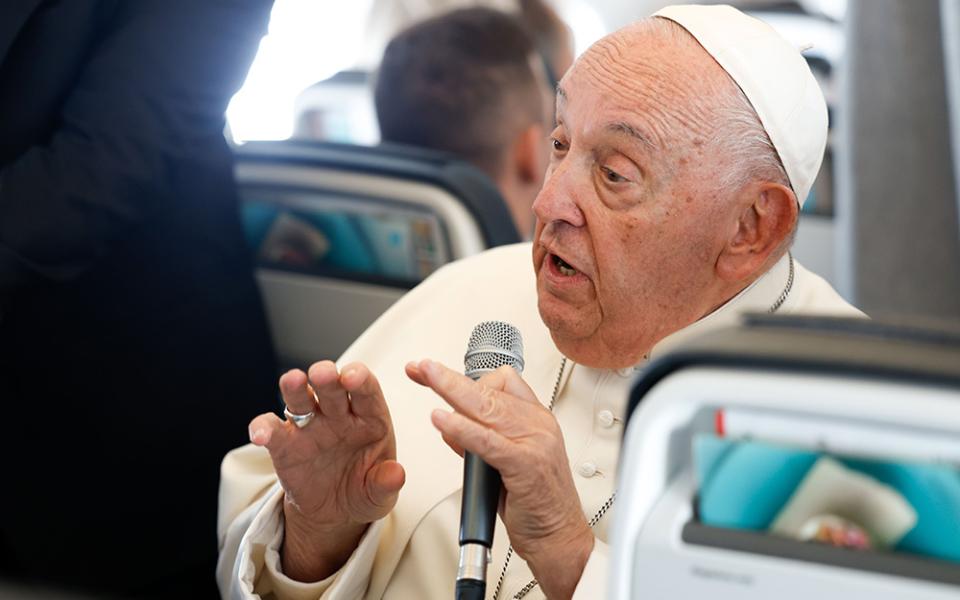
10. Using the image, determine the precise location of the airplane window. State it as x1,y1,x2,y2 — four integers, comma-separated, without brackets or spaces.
227,0,608,146
557,0,607,56
226,0,375,143
798,0,847,21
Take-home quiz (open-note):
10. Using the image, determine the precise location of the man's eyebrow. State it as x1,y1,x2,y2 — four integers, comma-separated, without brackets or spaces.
606,121,658,150
554,86,656,149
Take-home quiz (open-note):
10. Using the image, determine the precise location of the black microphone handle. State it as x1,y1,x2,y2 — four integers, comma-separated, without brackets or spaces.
459,451,502,547
455,578,486,600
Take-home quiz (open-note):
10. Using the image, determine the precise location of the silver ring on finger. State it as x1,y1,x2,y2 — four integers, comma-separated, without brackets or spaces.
283,406,315,428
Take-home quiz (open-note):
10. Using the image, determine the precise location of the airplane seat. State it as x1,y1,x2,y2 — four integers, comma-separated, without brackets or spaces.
234,139,520,369
610,315,960,599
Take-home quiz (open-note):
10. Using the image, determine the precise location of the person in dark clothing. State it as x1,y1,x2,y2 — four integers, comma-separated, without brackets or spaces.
0,0,278,596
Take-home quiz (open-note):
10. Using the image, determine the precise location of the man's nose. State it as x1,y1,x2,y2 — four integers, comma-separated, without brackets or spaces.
532,160,586,228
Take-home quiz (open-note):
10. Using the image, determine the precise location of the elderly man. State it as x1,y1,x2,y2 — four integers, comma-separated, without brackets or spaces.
217,5,863,599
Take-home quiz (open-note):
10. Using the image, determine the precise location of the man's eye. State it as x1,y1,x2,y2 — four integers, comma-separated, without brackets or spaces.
602,166,628,183
552,138,567,152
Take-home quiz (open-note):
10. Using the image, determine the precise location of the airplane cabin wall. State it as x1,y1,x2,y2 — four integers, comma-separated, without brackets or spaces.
837,0,960,319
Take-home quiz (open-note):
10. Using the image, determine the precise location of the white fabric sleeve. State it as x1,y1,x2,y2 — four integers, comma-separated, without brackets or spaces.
217,445,389,600
218,474,384,600
259,507,386,600
571,537,609,600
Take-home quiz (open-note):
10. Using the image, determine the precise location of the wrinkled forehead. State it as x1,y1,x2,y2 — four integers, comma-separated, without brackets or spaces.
558,19,732,140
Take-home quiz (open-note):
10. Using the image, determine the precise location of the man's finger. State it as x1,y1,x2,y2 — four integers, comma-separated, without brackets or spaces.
279,369,319,417
409,361,537,404
477,365,539,404
248,412,289,449
440,432,465,457
308,361,348,418
365,460,406,509
414,360,533,429
430,409,511,470
404,361,427,386
340,362,388,418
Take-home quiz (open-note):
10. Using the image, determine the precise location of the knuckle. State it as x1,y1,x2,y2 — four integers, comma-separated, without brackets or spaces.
477,385,500,420
478,368,505,389
480,427,497,455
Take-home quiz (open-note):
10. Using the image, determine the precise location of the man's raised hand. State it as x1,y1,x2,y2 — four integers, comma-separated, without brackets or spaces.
248,361,405,582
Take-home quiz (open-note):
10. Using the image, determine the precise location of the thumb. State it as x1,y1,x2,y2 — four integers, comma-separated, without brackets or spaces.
365,460,406,509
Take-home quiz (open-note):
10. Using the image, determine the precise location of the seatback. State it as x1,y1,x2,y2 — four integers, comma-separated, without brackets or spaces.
610,315,960,599
235,140,520,368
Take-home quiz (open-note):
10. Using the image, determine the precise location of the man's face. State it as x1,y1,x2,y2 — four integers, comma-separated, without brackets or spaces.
532,26,742,369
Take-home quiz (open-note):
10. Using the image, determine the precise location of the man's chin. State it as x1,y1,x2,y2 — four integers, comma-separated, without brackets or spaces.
537,300,649,369
537,297,596,347
543,325,611,369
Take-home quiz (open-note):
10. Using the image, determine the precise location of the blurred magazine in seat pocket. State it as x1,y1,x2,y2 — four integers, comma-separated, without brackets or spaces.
693,433,960,563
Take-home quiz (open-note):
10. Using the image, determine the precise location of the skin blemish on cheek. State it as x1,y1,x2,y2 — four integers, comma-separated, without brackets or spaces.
622,214,642,231
686,196,693,204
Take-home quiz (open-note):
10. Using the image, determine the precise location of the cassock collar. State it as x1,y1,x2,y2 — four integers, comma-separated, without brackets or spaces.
648,252,793,363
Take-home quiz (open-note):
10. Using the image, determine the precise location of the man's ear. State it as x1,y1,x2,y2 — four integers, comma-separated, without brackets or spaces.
716,182,798,282
511,122,547,185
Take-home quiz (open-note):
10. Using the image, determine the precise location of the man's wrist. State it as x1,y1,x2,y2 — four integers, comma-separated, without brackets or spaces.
523,523,595,600
280,503,369,583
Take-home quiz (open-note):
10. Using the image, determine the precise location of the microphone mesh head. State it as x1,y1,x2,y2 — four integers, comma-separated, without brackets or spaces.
464,321,524,380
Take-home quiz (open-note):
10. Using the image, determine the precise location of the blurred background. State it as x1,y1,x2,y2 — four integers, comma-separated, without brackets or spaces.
2,0,958,597
226,0,960,322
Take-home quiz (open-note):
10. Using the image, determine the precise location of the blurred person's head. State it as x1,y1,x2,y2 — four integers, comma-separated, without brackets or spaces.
375,7,551,239
362,0,576,79
518,0,574,86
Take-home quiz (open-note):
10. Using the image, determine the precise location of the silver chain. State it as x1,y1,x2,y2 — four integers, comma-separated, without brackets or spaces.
768,252,794,314
491,256,793,600
491,358,618,600
546,357,566,412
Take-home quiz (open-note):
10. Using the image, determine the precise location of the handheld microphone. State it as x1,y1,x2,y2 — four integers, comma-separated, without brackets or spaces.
456,321,524,600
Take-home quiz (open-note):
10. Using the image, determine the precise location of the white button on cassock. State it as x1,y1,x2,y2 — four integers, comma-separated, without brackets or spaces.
598,410,616,428
578,461,598,478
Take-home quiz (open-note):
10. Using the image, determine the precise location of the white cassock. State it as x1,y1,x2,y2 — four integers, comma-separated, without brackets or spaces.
217,243,863,600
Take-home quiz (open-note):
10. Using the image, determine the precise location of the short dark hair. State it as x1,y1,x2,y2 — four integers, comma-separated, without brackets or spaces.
374,8,545,178
518,0,573,87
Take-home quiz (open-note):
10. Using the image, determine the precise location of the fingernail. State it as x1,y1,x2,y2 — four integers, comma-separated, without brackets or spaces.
249,427,266,444
421,359,438,376
341,368,357,385
431,409,449,425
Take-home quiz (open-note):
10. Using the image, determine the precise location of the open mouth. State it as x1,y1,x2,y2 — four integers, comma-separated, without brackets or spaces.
552,253,579,277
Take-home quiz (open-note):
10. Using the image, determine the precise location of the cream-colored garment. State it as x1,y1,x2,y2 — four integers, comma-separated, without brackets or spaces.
217,243,863,600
